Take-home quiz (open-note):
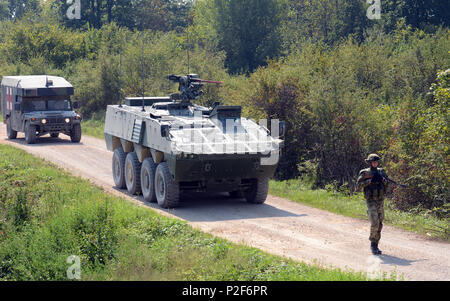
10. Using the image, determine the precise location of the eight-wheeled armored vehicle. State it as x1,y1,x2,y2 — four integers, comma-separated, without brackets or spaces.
1,75,82,144
104,74,284,208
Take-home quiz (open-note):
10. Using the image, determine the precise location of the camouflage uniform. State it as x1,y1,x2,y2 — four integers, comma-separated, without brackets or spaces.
357,154,389,254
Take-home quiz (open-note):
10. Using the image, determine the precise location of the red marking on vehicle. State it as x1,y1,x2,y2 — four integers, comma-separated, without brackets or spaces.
6,87,12,110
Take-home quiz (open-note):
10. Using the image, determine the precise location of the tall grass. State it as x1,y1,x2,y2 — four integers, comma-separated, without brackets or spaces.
81,111,105,139
0,145,376,280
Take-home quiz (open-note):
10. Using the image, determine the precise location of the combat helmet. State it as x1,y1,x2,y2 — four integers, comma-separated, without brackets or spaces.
365,153,381,164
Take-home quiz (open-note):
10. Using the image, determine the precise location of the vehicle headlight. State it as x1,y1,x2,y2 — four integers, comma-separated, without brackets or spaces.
65,118,71,123
41,119,47,124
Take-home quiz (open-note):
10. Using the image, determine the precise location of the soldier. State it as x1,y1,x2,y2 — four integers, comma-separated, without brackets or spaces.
357,154,389,255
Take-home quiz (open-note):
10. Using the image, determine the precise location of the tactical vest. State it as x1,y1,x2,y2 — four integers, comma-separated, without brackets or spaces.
363,168,386,200
364,182,385,200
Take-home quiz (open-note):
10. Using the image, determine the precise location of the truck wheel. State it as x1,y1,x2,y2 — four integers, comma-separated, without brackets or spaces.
155,162,180,208
112,147,127,189
125,152,141,195
245,177,269,204
50,133,59,138
71,124,82,143
6,119,17,139
141,157,157,203
25,122,37,144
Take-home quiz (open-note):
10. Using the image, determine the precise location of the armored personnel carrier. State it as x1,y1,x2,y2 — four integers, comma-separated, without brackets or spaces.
104,74,284,208
1,75,82,144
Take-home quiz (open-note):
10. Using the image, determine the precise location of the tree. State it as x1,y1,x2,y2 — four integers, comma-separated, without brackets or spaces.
212,0,287,74
284,0,368,46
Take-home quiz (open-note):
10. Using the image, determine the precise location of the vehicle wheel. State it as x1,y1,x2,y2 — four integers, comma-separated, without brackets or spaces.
229,190,244,199
112,147,127,189
50,133,59,138
25,122,37,144
244,177,269,204
155,162,180,208
70,124,82,143
125,152,142,195
141,157,157,203
6,119,17,139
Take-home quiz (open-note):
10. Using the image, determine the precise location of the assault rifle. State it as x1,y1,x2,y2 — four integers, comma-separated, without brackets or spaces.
365,170,408,188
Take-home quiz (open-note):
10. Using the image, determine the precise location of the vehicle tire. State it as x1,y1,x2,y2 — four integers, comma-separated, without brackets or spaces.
155,162,180,208
25,122,37,144
112,147,127,189
50,133,59,138
70,124,82,143
244,177,269,204
125,151,142,195
6,119,17,139
141,157,157,203
229,190,244,199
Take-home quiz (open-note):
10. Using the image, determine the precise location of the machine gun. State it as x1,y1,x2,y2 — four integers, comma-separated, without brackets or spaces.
381,175,408,188
366,170,408,188
167,74,223,103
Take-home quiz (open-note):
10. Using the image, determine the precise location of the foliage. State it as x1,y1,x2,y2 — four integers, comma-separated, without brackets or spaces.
207,0,287,74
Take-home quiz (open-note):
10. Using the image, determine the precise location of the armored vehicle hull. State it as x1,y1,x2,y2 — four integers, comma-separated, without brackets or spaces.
1,75,82,144
104,100,283,208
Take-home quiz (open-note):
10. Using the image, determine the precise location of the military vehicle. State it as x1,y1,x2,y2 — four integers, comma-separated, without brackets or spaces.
1,75,82,144
104,74,284,208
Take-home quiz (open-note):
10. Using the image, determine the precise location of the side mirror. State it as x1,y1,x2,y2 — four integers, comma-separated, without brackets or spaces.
278,121,286,139
14,103,21,111
72,101,80,109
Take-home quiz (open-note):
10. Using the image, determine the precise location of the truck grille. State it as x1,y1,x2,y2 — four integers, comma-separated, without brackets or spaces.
47,118,65,124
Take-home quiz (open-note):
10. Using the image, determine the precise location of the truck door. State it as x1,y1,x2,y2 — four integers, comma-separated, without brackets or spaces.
4,86,16,128
12,94,22,131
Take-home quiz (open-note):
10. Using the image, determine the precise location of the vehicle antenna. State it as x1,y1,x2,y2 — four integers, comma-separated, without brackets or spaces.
186,13,190,74
141,37,145,112
119,39,123,108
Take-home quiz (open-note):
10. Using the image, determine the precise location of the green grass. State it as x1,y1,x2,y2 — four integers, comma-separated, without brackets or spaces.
270,179,449,241
0,145,382,281
81,112,105,139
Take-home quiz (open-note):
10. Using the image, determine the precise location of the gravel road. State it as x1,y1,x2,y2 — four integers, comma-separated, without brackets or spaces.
1,125,448,280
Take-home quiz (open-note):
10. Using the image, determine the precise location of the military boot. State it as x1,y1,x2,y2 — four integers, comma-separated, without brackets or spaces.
371,242,382,255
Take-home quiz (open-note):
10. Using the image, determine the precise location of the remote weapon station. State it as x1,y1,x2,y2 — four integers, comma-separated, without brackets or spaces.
104,74,284,208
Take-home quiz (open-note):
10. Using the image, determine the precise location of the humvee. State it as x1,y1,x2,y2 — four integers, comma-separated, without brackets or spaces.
1,75,82,144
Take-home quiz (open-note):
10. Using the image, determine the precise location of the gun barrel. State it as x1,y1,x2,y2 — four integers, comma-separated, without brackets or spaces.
193,79,223,85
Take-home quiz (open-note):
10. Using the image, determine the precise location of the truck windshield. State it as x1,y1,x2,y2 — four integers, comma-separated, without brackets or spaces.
23,99,72,112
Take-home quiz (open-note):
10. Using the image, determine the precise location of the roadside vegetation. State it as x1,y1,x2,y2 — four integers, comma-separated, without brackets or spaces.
81,112,105,139
0,144,383,281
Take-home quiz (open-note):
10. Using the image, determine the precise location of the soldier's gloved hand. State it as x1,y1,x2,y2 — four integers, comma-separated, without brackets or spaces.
364,173,373,180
